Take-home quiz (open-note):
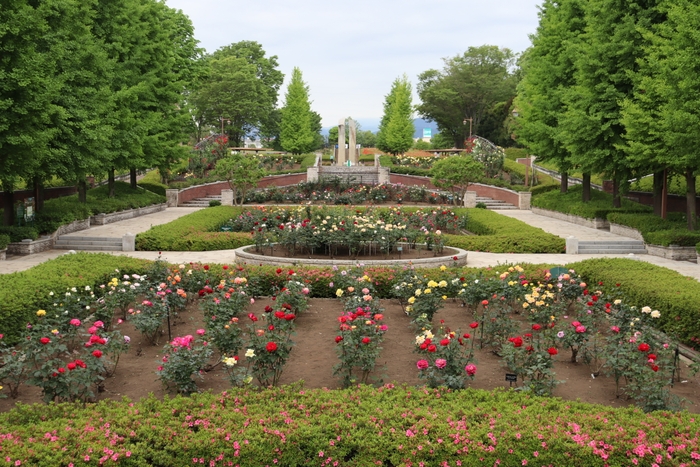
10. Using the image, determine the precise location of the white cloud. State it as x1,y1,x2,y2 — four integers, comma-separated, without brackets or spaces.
166,0,542,127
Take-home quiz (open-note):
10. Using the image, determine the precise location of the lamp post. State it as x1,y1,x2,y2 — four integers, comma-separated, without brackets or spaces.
219,116,231,135
463,118,473,138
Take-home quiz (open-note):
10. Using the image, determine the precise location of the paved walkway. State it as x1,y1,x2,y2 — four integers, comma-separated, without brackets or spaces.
1,207,699,281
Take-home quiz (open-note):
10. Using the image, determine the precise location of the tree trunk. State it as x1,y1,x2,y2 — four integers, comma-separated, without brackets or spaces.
612,178,621,208
686,167,696,231
2,191,14,226
560,170,568,193
130,168,137,189
78,179,87,203
652,171,663,216
33,177,44,213
582,173,591,202
108,169,115,198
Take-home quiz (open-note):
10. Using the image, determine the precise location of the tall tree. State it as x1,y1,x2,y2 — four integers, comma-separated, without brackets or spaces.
279,67,314,154
515,0,586,193
558,0,662,206
377,75,415,156
193,41,283,146
417,46,517,148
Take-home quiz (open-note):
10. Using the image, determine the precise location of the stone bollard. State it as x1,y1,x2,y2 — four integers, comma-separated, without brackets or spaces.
566,236,579,254
463,191,477,208
122,233,136,252
221,189,234,206
166,189,179,207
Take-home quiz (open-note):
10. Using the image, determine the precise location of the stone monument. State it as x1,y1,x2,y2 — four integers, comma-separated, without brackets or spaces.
336,119,347,166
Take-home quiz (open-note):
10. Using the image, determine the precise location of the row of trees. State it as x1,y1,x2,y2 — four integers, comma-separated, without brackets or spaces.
515,0,700,228
1,0,201,225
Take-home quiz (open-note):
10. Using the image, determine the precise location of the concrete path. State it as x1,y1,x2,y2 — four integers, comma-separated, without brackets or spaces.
1,207,698,282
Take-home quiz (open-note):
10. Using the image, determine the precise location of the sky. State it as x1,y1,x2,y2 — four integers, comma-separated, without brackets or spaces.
165,0,543,130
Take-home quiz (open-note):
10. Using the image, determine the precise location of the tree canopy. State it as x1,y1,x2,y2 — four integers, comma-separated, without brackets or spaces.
279,67,315,154
377,75,414,156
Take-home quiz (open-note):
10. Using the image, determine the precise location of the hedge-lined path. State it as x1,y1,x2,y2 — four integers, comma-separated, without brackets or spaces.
2,206,700,283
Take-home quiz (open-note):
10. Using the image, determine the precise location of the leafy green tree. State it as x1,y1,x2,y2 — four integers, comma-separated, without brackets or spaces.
280,67,314,154
193,41,284,146
515,0,586,193
417,46,517,148
632,0,700,229
377,75,414,156
357,130,377,148
213,154,266,205
558,0,662,206
431,155,484,205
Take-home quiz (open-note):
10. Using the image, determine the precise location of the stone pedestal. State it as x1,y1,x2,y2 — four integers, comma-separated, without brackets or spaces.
221,189,234,206
463,191,477,208
566,236,579,254
307,166,319,182
518,191,532,210
166,189,179,207
122,233,135,252
378,167,390,184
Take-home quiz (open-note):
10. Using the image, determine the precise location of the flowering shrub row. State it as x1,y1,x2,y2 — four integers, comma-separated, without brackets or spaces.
2,385,700,466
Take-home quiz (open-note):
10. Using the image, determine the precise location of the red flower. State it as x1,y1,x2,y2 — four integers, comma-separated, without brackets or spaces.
362,337,371,345
453,256,458,261
638,343,650,352
40,337,50,345
335,336,343,343
276,268,282,274
266,342,278,352
275,311,286,319
440,338,450,346
462,333,470,339
647,353,657,361
532,324,542,331
265,305,273,313
58,367,65,374
284,314,295,321
268,325,275,331
203,265,210,271
547,347,558,356
248,313,258,322
92,350,103,358
222,265,228,270
427,344,437,353
67,362,77,371
511,337,523,348
469,322,479,329
288,270,294,275
651,364,659,372
481,300,489,306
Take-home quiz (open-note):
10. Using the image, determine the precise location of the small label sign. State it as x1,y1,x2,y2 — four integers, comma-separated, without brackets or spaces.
505,373,517,383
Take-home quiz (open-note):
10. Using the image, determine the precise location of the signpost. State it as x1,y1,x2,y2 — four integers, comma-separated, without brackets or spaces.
505,373,517,387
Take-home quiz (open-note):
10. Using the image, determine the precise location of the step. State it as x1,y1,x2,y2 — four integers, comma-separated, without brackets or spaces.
53,244,124,251
576,249,648,254
577,240,647,254
54,236,123,251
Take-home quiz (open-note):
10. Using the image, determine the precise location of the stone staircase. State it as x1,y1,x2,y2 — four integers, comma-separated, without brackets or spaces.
476,196,518,210
577,240,647,255
54,236,123,251
180,195,222,207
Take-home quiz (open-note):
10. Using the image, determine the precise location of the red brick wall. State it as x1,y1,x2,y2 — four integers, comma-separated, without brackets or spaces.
390,175,520,205
257,173,306,188
390,174,437,189
178,174,307,203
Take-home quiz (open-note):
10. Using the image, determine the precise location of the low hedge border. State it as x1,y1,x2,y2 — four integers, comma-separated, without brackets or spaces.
571,257,700,346
0,234,9,250
532,184,652,219
607,212,700,247
135,206,565,254
1,385,697,466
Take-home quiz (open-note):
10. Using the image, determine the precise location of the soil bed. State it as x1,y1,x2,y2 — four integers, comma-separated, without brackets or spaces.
2,298,699,413
247,245,461,261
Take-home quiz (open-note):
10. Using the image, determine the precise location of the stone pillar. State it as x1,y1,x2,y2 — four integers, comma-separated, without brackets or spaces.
566,236,579,254
463,191,477,208
378,167,390,184
166,189,179,207
122,233,136,252
337,120,346,166
348,119,358,165
518,191,532,210
307,166,319,182
221,189,234,206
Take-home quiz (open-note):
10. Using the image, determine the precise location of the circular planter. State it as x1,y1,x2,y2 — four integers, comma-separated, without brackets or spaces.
234,244,468,269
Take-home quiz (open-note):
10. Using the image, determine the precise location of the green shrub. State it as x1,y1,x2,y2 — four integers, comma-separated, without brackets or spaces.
299,153,317,169
0,253,150,343
0,226,39,242
529,183,560,196
0,234,9,250
605,213,700,246
644,229,700,247
532,184,652,218
138,182,167,196
571,257,700,346
504,147,529,160
0,385,698,465
208,200,222,207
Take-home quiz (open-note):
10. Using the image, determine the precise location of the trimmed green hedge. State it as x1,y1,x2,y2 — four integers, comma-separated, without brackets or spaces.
571,257,700,345
606,212,700,247
532,184,652,219
0,234,9,250
137,181,167,196
135,206,253,251
1,385,697,465
0,253,151,343
0,226,39,242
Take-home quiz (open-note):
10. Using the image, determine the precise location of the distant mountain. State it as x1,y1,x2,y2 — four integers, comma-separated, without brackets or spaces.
322,118,438,137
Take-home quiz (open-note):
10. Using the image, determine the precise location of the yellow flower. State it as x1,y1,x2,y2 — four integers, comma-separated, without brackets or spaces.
223,357,237,367
438,280,447,288
424,288,432,294
408,297,416,304
336,289,344,297
440,265,447,271
51,329,59,335
245,349,255,358
415,289,422,296
442,295,447,300
405,306,413,312
651,310,661,319
522,303,529,309
427,280,438,288
36,310,46,317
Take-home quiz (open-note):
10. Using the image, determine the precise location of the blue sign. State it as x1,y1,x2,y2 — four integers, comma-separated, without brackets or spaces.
423,128,432,138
